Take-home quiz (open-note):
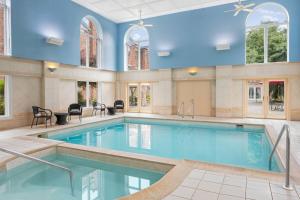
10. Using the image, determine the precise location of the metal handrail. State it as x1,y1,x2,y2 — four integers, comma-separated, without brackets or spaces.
177,102,185,118
0,147,74,195
269,124,293,190
191,99,195,119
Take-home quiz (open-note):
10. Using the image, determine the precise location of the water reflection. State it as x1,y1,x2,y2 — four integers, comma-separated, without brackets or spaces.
126,124,152,150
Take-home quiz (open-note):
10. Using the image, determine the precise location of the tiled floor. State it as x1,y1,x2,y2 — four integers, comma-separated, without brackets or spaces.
164,169,300,200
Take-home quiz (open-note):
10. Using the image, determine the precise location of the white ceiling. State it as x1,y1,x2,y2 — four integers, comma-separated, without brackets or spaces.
72,0,239,23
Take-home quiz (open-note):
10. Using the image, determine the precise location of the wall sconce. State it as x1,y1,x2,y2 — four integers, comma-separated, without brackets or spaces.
216,42,230,51
158,51,171,57
188,67,199,76
46,62,59,73
46,37,64,46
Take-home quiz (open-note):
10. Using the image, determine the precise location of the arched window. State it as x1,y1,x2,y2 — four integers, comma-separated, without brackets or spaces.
80,16,102,68
0,0,11,56
124,26,149,71
246,3,289,64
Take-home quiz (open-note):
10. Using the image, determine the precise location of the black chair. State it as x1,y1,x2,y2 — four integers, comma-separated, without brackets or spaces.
114,100,124,113
92,102,106,116
68,104,82,122
31,106,52,128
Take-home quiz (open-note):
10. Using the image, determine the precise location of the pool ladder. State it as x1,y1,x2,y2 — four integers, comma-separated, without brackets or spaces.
269,124,293,190
0,147,75,195
177,99,195,119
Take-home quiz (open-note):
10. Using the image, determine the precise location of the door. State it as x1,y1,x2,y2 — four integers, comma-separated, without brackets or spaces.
176,81,212,116
140,83,152,113
246,80,265,118
266,80,286,119
128,84,139,112
127,83,152,113
246,79,287,119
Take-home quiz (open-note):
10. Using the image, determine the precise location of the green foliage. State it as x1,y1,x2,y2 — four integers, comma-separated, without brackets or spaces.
268,26,287,63
0,80,5,115
246,26,287,64
246,28,264,64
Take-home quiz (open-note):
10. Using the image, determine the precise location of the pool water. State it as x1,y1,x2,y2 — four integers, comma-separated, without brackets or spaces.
0,154,164,200
52,119,281,172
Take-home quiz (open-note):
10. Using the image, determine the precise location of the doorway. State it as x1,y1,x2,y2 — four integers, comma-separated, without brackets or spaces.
246,79,287,119
127,83,152,113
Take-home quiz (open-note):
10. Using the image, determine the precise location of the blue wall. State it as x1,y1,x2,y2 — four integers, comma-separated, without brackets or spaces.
117,0,300,71
11,0,117,71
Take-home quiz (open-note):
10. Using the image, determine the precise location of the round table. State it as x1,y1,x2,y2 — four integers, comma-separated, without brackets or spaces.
107,107,116,115
54,113,68,125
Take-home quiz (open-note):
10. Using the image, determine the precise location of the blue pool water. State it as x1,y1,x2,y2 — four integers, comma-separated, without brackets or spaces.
0,153,163,200
52,119,281,172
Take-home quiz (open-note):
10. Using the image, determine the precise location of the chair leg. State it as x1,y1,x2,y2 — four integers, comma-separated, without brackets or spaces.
31,117,35,128
45,118,47,128
36,118,39,126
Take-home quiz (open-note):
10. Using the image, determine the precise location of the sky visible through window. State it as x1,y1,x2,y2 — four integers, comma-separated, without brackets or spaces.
247,4,288,27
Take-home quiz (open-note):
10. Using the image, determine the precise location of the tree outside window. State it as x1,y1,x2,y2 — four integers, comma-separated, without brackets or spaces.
246,3,288,64
77,81,98,108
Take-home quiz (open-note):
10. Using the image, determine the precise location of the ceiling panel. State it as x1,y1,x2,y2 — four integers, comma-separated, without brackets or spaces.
72,0,239,23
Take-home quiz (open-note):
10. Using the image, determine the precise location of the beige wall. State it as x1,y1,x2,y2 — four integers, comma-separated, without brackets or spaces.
0,57,43,130
0,57,116,130
1,56,300,131
116,63,300,121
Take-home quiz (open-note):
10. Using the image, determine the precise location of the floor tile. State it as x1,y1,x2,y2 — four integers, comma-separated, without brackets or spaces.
270,184,298,196
192,189,218,200
247,177,269,184
218,194,244,200
188,169,205,180
182,178,200,189
246,188,272,200
272,193,300,200
198,180,222,193
224,176,246,188
220,185,245,198
163,195,188,200
172,186,195,199
247,180,270,191
203,173,224,184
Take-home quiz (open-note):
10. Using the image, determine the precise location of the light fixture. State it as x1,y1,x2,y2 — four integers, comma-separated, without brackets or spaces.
158,51,171,57
46,37,64,46
45,61,59,73
216,43,230,51
188,67,199,76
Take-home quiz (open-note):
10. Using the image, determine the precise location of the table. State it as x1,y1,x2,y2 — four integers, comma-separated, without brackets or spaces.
54,113,68,125
107,107,116,115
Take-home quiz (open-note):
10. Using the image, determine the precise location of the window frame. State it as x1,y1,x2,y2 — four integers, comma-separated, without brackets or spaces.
124,25,150,71
80,16,103,69
0,0,11,56
77,81,98,108
0,75,11,119
245,3,289,65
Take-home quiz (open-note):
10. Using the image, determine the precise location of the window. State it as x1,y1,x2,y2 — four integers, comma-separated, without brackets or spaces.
80,16,102,68
246,3,288,64
124,26,149,71
77,81,98,107
0,75,10,117
0,0,11,56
